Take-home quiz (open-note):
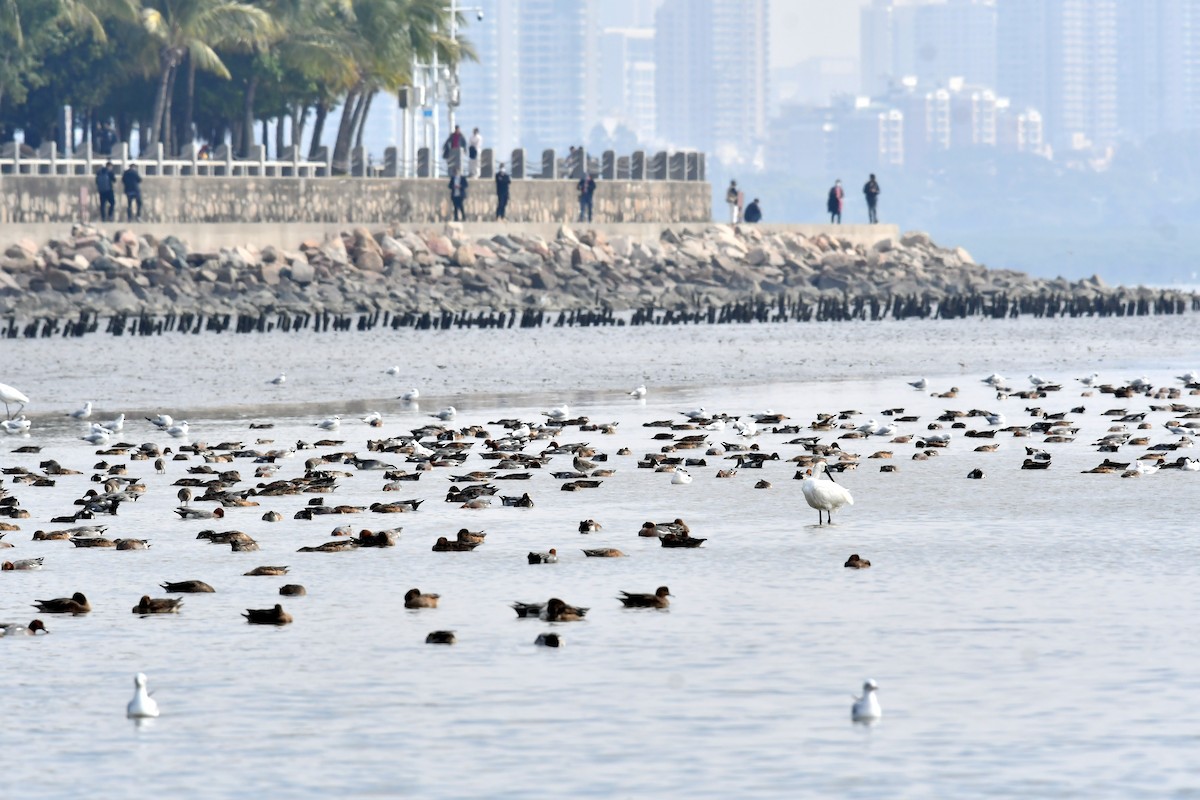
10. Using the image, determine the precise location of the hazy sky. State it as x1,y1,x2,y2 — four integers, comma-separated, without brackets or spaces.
771,0,870,67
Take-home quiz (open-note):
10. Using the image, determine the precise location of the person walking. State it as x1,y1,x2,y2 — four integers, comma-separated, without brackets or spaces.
725,180,741,224
468,127,483,177
95,160,116,222
743,197,762,223
827,179,844,224
577,172,597,223
863,173,881,223
448,168,468,221
121,162,143,222
495,162,511,220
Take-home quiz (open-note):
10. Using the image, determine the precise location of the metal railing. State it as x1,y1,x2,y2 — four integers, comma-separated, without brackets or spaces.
0,140,706,182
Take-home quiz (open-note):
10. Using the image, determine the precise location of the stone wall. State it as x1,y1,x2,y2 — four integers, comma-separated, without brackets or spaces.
0,175,710,225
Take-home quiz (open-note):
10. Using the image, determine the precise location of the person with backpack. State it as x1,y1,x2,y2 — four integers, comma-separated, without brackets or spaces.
863,174,881,223
743,198,762,223
95,160,116,222
577,172,597,223
121,162,143,222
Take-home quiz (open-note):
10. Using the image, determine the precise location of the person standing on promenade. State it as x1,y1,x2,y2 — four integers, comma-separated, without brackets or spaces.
95,160,116,222
448,168,468,221
577,172,597,223
863,173,880,223
827,179,843,224
469,127,483,177
743,198,762,223
121,162,143,222
726,180,741,224
442,125,467,170
495,162,511,220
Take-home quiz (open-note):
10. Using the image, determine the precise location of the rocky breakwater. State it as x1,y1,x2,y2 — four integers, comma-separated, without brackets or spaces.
0,223,1193,321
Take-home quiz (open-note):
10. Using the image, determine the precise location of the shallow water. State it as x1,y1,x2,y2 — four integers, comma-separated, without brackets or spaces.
1,316,1198,798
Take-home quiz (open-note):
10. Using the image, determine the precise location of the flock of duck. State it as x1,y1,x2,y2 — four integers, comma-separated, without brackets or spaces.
4,366,1199,722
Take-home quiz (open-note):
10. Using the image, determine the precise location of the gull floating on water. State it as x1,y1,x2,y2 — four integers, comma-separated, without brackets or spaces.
146,413,173,430
1,416,30,435
908,377,929,390
269,372,286,385
0,383,29,419
851,679,882,722
360,411,383,426
671,468,693,485
400,388,420,402
127,673,160,718
1029,374,1052,386
1178,370,1199,384
69,402,93,420
629,384,647,399
432,406,456,421
166,421,190,438
385,366,401,376
81,428,111,445
316,415,341,431
98,413,125,433
544,404,569,420
982,373,1006,387
681,407,707,419
1077,373,1100,387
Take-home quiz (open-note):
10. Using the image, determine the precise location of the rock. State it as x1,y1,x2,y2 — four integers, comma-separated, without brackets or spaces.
288,260,315,285
260,263,282,286
452,244,476,267
427,234,454,258
356,250,385,273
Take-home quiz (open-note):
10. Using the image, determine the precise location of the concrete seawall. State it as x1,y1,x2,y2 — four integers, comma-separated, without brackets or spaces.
0,175,709,225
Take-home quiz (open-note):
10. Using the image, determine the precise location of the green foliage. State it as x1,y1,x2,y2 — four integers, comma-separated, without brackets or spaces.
0,0,461,155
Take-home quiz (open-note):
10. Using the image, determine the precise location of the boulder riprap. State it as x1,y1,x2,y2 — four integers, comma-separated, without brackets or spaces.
0,223,1190,319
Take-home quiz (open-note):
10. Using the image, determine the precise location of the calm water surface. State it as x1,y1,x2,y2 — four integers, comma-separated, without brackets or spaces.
0,316,1198,798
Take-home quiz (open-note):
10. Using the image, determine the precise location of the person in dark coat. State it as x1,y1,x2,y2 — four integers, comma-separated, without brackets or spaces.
863,174,880,223
95,160,116,222
442,125,467,168
495,162,511,220
577,173,597,223
743,198,762,223
827,180,843,224
121,163,142,222
448,168,468,221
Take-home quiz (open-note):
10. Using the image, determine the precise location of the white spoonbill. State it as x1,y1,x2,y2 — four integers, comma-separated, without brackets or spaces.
801,463,854,525
851,679,882,722
0,383,29,419
127,673,160,718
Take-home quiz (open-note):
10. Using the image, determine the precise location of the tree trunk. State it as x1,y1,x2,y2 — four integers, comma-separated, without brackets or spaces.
164,63,178,155
353,92,374,150
182,55,196,149
331,85,361,174
261,118,268,155
240,75,259,157
307,102,327,159
147,49,174,151
275,114,284,156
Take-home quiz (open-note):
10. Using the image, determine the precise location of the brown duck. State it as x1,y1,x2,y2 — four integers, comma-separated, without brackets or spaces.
618,586,671,608
33,592,90,614
404,588,440,609
243,604,293,625
132,595,183,614
160,580,215,593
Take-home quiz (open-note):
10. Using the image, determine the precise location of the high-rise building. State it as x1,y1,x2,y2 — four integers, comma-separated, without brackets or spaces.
597,28,657,144
996,0,1118,151
861,0,997,96
1119,0,1200,141
516,0,589,154
455,0,520,159
655,0,769,165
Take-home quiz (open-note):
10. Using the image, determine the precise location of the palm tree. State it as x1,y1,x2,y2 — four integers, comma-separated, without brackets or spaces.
329,0,463,173
138,0,275,152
